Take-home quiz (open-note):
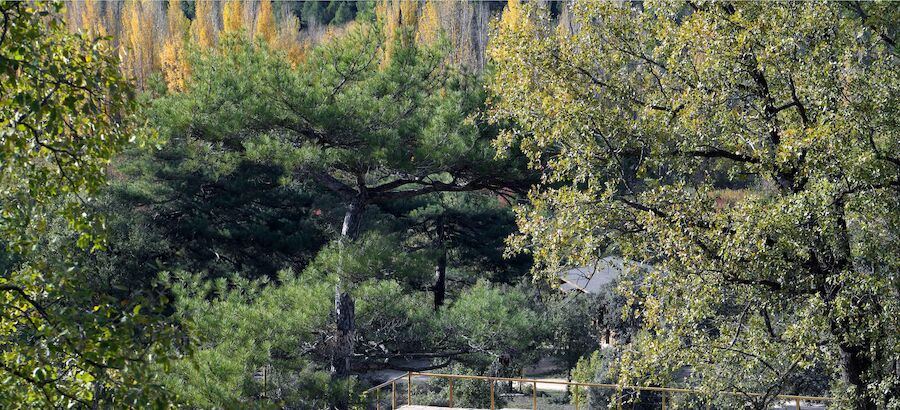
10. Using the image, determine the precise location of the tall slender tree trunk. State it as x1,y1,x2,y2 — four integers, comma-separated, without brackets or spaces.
828,200,877,410
433,217,447,310
331,199,364,410
839,341,877,410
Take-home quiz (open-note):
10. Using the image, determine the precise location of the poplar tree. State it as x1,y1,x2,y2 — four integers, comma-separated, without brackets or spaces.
191,0,215,49
160,0,190,91
78,0,106,37
103,1,121,45
254,0,276,46
416,0,440,45
222,0,243,33
120,0,158,89
376,0,416,66
275,15,307,66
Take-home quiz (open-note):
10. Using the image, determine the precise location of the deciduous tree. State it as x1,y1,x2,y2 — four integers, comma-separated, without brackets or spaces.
275,14,307,66
254,0,275,46
416,0,439,45
222,0,243,33
78,0,106,37
190,0,215,49
489,1,899,408
160,0,190,91
0,1,179,406
120,0,159,89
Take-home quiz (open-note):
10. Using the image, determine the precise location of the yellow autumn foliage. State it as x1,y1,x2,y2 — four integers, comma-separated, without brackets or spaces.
275,16,309,67
223,0,243,33
120,0,159,89
416,0,439,45
79,0,106,38
500,0,528,32
255,0,276,46
191,0,216,48
161,0,190,91
377,0,420,67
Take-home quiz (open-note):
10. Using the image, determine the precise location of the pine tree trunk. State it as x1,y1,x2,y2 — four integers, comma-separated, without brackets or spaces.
433,251,447,309
341,200,363,240
433,217,447,310
331,199,364,410
331,289,355,377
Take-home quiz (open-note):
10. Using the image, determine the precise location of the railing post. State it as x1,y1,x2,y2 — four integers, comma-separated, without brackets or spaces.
533,381,537,410
376,388,380,410
392,381,396,410
407,372,412,405
490,378,495,410
448,378,454,407
662,391,666,410
795,399,801,410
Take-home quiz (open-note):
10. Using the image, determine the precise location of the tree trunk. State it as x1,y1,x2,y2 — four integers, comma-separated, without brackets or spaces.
90,377,103,409
331,290,355,377
839,341,877,410
331,199,364,410
341,200,363,240
433,217,447,310
828,200,877,410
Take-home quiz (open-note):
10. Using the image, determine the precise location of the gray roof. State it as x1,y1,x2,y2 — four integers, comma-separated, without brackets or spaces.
557,256,649,294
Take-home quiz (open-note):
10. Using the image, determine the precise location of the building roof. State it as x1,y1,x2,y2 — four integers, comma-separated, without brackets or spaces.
557,256,649,294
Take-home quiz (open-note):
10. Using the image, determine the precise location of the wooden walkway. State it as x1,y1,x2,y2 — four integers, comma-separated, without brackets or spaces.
368,372,832,410
397,404,825,410
398,406,527,410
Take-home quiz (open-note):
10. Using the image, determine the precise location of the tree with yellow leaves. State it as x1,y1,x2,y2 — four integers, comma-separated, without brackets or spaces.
499,0,527,32
165,1,189,45
255,0,276,46
120,0,159,89
275,15,308,66
160,0,190,91
191,0,216,49
79,0,106,38
416,0,439,45
222,0,243,33
426,1,480,70
377,0,419,66
399,0,417,26
104,2,122,43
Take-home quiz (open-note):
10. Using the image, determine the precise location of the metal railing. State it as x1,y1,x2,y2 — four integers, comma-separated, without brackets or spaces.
362,371,834,410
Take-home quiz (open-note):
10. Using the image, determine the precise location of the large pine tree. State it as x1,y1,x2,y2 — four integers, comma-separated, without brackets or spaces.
146,19,530,406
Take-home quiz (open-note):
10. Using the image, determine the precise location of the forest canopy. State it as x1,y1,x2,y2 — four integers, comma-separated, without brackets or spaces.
1,0,897,409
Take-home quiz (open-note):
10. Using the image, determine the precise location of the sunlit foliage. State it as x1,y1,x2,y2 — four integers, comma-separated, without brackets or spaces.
0,1,180,407
490,1,899,408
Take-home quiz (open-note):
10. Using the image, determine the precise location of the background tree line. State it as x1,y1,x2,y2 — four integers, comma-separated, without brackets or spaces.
61,0,512,90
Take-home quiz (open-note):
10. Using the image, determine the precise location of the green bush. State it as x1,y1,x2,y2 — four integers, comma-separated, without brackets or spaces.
163,270,343,408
